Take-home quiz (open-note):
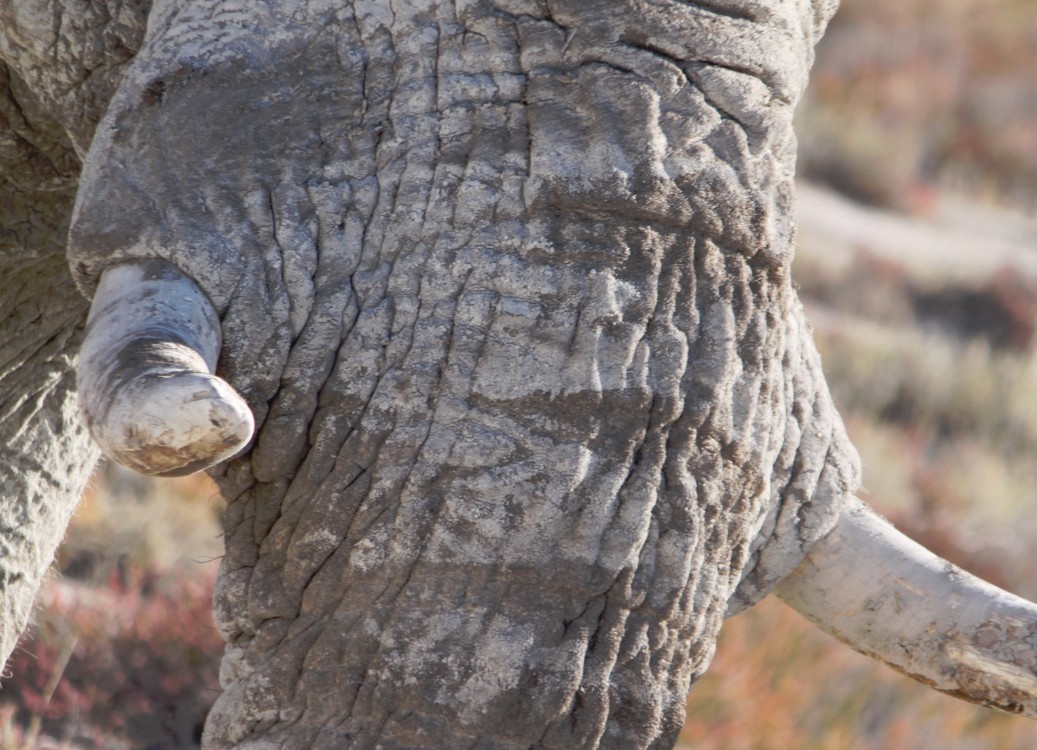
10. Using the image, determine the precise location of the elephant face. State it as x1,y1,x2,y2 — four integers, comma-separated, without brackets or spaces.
62,1,866,750
6,2,1037,748
62,1,864,747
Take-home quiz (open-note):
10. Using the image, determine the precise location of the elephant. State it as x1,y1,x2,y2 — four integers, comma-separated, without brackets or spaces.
2,1,1037,748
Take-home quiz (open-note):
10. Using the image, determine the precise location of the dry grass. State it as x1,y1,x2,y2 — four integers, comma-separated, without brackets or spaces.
680,597,1037,750
0,468,224,750
799,0,1037,212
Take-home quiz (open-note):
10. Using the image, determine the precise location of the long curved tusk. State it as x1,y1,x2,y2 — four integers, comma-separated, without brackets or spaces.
775,497,1037,716
76,259,254,477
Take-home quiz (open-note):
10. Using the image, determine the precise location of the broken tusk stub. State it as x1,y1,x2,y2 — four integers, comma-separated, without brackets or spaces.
776,497,1037,717
76,259,254,477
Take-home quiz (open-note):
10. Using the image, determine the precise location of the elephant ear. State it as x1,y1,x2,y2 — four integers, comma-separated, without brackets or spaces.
0,2,151,668
726,301,862,616
0,3,150,157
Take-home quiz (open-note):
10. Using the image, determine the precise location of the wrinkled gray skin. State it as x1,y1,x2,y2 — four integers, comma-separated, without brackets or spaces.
1,1,860,747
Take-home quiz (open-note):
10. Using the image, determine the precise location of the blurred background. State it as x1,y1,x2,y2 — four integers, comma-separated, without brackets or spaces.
3,0,1037,747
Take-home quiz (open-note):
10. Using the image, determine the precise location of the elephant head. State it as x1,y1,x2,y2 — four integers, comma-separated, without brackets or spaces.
2,1,1036,748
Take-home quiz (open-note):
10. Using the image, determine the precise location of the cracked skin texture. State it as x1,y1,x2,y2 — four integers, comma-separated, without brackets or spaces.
0,1,150,669
11,0,856,747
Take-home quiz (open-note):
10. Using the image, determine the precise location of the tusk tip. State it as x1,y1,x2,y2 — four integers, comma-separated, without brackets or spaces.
94,371,255,477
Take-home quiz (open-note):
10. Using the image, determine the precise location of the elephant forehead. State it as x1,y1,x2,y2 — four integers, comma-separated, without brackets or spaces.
67,0,810,302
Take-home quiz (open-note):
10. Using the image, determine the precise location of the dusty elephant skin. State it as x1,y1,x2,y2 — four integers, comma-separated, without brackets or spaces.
67,1,859,746
6,1,1036,749
0,0,147,680
7,0,856,745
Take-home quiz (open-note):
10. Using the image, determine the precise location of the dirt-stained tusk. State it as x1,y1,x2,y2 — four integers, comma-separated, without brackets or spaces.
76,259,254,477
776,497,1037,716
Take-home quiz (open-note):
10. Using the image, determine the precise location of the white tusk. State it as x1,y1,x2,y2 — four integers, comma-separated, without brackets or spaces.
776,497,1037,716
76,259,254,477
